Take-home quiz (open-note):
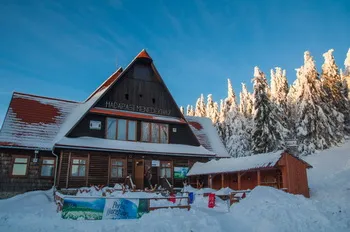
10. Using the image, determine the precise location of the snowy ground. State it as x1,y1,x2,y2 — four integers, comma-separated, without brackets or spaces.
1,142,350,232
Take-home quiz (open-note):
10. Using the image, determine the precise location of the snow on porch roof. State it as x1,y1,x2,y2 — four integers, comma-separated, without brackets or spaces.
0,92,78,150
55,136,216,157
187,151,285,176
185,116,229,158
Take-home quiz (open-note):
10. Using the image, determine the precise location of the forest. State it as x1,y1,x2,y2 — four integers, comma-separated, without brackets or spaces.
182,49,350,157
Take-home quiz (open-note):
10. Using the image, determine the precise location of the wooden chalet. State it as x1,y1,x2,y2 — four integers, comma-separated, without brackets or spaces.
0,50,229,198
187,151,312,197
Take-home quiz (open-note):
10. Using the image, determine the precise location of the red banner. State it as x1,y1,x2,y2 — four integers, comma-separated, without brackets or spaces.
208,193,215,208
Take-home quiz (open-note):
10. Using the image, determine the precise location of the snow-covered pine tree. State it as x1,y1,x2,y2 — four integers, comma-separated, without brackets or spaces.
294,51,341,155
270,67,291,139
343,48,350,99
239,83,253,118
321,49,348,137
194,94,206,117
206,94,219,123
251,66,287,154
186,105,191,116
215,99,226,142
224,100,251,157
180,106,184,115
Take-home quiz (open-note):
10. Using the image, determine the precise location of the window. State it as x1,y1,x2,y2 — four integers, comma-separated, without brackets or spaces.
160,124,169,143
141,122,169,143
128,121,137,141
12,156,29,176
151,123,160,143
106,118,137,141
117,119,127,140
106,118,117,139
110,159,125,178
71,158,87,177
160,161,172,178
41,158,55,177
141,122,151,142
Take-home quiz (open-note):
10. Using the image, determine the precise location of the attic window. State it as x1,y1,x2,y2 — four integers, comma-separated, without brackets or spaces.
152,98,156,104
125,94,129,100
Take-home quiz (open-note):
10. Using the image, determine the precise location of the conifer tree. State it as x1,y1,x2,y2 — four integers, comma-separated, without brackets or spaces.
294,51,340,155
180,106,184,115
195,94,206,117
251,67,287,154
239,83,253,118
321,49,347,137
344,48,350,99
206,94,219,123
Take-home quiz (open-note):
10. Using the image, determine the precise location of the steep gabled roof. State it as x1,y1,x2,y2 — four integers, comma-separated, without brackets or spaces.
185,116,229,157
0,92,78,150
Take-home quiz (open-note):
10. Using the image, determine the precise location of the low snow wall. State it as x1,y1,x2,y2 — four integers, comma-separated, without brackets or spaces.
60,196,190,220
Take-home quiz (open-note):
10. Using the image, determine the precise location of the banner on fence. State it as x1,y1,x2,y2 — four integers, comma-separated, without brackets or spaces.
62,197,149,220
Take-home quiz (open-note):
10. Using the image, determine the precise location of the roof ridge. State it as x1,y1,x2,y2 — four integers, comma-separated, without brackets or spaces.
13,92,79,104
85,67,123,102
136,49,152,59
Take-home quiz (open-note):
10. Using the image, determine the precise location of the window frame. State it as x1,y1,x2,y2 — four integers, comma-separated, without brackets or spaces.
105,117,137,141
159,161,173,179
141,122,169,144
11,155,30,177
109,158,126,179
70,157,88,178
40,157,56,178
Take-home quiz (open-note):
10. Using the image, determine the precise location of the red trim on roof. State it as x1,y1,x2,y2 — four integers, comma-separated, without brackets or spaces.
137,49,152,60
89,108,186,124
189,121,203,130
86,68,123,101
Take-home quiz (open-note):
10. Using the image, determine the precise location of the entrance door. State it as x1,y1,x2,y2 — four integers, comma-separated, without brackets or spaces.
134,159,144,190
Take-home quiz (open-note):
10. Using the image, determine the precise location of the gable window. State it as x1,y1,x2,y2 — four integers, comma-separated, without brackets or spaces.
141,122,169,143
41,158,55,177
71,158,87,177
106,118,117,139
12,156,29,176
106,118,137,141
160,161,172,178
110,159,125,178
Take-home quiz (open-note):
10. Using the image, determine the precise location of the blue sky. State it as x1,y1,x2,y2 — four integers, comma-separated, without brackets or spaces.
0,0,349,125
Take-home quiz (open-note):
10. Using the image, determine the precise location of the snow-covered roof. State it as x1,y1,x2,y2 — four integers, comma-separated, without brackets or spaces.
187,151,285,176
185,116,229,157
0,92,78,150
55,136,215,157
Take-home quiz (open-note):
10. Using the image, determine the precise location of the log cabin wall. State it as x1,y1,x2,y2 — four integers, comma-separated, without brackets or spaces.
57,149,209,190
0,149,55,199
281,154,310,198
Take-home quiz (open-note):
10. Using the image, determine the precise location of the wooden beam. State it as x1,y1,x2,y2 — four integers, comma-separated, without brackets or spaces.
208,175,212,188
221,173,224,188
66,152,71,189
257,170,261,186
237,172,241,190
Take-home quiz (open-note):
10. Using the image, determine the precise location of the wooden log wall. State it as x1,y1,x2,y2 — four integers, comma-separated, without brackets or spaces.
0,149,54,199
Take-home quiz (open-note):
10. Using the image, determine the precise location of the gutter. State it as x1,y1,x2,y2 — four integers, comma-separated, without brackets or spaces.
51,146,59,191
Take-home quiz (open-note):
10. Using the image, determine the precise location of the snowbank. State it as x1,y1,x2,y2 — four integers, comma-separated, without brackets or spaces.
230,186,336,232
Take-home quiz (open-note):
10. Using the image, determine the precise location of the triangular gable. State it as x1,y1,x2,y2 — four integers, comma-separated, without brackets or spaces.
53,67,123,144
55,50,200,148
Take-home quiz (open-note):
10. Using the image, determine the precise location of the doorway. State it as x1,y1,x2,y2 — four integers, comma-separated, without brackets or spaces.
134,159,144,189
